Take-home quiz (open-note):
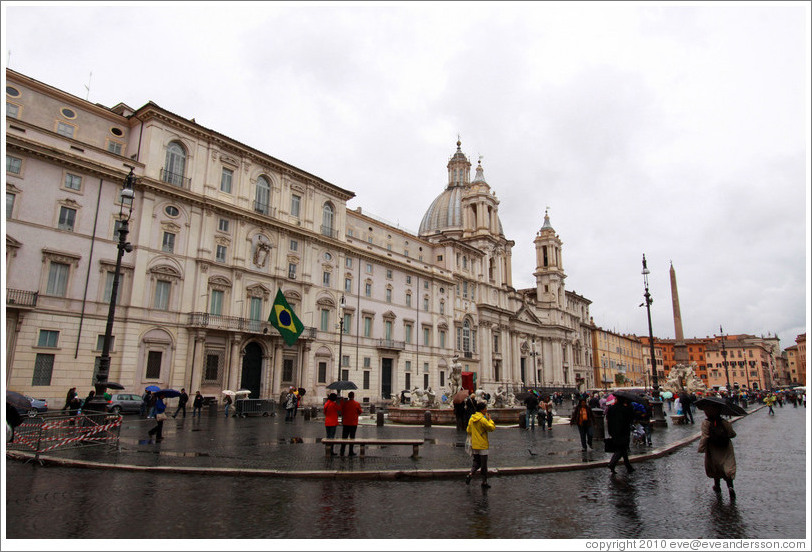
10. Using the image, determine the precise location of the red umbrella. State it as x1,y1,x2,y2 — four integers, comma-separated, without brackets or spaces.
452,389,469,404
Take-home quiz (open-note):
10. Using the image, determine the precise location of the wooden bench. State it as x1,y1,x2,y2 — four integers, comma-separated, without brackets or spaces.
321,438,425,458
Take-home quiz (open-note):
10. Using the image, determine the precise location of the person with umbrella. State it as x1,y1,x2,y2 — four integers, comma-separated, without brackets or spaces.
223,392,233,418
62,387,77,412
679,390,695,424
695,397,739,498
606,392,636,474
148,392,168,442
452,388,469,430
339,391,362,456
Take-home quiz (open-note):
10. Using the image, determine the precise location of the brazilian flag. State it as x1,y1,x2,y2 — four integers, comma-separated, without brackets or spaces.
268,289,304,346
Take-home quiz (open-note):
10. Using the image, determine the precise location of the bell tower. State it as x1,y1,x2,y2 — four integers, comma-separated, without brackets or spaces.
534,210,565,306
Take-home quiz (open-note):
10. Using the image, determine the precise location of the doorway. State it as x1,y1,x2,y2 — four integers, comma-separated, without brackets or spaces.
240,342,263,398
381,358,392,399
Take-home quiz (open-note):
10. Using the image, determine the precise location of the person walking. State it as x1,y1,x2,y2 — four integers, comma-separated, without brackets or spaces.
764,394,776,415
524,392,540,430
465,401,496,488
463,390,477,428
173,388,189,418
140,390,152,418
323,393,340,456
544,397,553,431
147,395,167,442
224,394,233,418
697,403,737,498
192,391,203,418
606,396,635,474
570,398,595,450
81,390,96,412
284,387,297,422
339,391,363,456
680,391,695,424
62,387,77,412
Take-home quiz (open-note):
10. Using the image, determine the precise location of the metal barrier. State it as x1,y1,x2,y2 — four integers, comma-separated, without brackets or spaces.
235,399,276,417
7,410,122,460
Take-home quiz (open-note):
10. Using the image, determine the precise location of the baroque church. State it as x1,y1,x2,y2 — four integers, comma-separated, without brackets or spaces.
5,68,594,407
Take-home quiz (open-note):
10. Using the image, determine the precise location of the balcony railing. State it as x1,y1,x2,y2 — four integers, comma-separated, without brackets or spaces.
7,289,38,308
187,312,316,339
161,168,191,188
253,201,276,217
320,225,339,239
375,339,405,351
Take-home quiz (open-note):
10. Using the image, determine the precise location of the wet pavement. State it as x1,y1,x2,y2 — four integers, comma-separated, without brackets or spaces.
4,402,808,539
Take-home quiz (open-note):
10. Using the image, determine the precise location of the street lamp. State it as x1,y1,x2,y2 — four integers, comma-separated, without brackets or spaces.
91,168,135,410
720,326,731,393
641,254,659,394
529,338,540,389
337,294,346,381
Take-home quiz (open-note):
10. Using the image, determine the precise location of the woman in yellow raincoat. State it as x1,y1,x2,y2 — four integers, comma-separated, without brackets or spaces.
466,401,496,488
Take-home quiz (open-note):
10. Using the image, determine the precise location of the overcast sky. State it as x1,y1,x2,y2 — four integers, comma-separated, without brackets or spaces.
3,2,809,351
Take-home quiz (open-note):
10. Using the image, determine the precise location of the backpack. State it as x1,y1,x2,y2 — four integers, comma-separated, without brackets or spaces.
708,419,730,447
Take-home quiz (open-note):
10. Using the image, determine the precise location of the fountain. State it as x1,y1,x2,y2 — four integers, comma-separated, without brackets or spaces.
386,356,526,425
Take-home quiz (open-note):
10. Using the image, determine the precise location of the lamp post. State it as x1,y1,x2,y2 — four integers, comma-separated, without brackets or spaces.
602,353,608,390
90,168,135,410
720,326,731,393
337,294,346,382
529,338,540,390
641,255,659,394
642,254,667,426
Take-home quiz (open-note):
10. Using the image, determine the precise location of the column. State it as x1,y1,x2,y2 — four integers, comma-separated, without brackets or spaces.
189,332,205,392
228,335,242,390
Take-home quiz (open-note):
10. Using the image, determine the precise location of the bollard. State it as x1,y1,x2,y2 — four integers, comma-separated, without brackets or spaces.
303,408,311,421
376,411,384,426
424,410,432,427
518,412,527,430
591,408,606,441
369,404,376,414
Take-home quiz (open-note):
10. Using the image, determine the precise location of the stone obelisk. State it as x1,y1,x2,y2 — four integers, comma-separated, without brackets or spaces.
670,262,689,364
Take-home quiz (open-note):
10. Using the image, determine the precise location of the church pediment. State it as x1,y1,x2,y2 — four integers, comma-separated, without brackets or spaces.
512,305,542,325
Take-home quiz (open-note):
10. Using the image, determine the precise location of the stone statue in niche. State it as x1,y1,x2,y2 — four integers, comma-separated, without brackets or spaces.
253,235,271,268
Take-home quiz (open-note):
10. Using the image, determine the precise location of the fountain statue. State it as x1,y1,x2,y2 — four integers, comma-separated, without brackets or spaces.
660,363,707,394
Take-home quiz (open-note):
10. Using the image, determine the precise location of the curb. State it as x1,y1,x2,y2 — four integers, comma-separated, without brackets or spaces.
7,409,755,480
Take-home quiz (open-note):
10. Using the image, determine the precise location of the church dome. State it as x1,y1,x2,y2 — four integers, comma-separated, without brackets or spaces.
418,183,465,236
419,141,505,237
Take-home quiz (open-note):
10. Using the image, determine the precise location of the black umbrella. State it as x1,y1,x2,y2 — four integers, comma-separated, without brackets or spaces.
613,390,649,404
326,380,358,391
6,390,31,410
103,381,125,390
514,391,537,402
154,389,181,398
694,396,747,417
298,388,306,396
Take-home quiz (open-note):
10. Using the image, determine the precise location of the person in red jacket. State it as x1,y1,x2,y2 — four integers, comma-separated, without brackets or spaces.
340,391,363,456
323,392,340,456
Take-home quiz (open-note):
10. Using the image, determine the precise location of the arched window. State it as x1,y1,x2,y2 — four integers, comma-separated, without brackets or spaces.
255,176,271,215
322,203,334,237
163,142,186,187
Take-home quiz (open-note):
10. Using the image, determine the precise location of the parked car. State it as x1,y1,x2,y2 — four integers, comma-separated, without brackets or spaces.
106,393,144,414
16,396,48,417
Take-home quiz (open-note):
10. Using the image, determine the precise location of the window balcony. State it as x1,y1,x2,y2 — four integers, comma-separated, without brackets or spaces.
161,169,191,188
375,339,405,351
186,312,316,340
253,201,276,217
7,288,38,309
321,225,339,239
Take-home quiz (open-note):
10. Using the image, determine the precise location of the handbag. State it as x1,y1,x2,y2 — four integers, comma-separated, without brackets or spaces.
464,435,473,456
156,413,168,421
604,437,616,453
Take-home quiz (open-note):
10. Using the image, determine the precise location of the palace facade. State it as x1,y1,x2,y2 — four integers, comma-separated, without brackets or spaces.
5,69,595,406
